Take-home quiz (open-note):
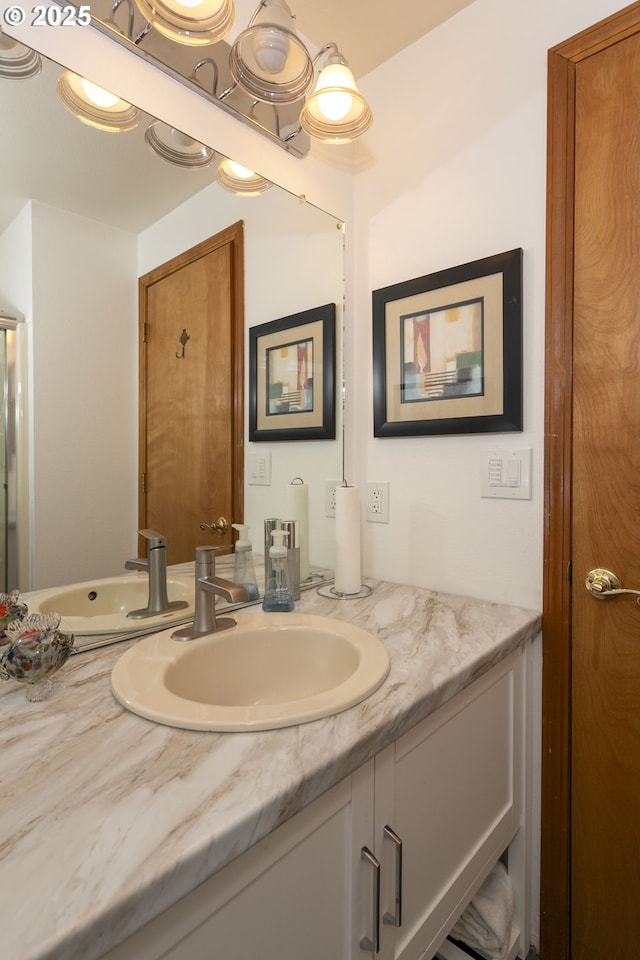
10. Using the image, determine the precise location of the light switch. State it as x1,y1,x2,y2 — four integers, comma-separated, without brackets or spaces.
481,448,532,500
248,452,271,485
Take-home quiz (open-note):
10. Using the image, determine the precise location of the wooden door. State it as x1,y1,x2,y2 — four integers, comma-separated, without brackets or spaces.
571,31,640,957
543,6,640,958
138,223,244,566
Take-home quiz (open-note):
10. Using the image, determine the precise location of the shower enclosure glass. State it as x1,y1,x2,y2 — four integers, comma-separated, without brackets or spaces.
0,324,18,592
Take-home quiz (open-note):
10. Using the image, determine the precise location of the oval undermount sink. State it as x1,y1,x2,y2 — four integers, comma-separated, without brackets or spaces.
27,574,196,636
111,612,390,731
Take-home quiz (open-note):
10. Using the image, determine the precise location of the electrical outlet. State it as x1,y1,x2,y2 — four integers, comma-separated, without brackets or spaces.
325,480,342,518
366,482,390,523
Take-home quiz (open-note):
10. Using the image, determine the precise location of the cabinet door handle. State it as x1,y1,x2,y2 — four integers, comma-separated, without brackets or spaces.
360,846,381,954
382,825,403,928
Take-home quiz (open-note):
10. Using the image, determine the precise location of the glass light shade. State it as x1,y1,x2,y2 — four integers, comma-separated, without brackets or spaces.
216,158,271,195
56,71,141,132
300,60,372,143
145,121,216,168
0,32,42,80
229,0,312,103
134,0,234,46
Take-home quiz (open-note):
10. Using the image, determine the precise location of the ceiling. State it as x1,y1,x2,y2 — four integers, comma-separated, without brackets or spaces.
0,1,474,235
294,0,474,79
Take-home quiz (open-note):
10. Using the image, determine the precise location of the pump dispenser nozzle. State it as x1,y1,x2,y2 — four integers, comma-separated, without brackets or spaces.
270,529,288,553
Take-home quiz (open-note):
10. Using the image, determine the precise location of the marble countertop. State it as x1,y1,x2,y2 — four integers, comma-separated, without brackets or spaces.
0,579,540,960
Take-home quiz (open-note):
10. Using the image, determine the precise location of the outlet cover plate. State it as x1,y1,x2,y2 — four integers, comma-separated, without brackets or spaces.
325,480,342,518
366,481,390,523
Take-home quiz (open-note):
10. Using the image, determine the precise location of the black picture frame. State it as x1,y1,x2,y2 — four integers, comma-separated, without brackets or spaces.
372,248,523,437
249,303,336,442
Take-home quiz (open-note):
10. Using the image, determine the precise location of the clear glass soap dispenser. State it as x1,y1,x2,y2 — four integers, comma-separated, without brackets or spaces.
262,529,294,612
232,523,260,601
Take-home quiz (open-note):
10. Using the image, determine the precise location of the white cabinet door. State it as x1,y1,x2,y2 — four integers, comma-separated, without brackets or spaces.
372,650,524,960
105,762,374,960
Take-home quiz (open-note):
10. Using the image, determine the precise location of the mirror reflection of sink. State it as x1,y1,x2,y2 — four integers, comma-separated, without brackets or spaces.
111,613,390,731
27,574,196,636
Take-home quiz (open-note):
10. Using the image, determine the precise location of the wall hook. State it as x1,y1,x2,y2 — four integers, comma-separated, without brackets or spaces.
176,329,190,359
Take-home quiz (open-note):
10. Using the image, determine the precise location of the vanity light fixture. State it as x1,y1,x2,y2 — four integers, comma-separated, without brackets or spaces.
133,0,234,46
0,309,21,327
56,70,141,132
216,157,271,195
74,0,374,153
229,0,313,104
145,121,216,167
300,44,372,143
0,28,42,80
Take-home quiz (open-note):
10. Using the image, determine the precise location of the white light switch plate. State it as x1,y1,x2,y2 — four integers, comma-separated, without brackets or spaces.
481,448,532,500
248,452,271,485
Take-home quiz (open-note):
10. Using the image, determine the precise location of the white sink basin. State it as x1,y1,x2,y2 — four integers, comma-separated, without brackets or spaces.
27,574,196,636
111,612,390,731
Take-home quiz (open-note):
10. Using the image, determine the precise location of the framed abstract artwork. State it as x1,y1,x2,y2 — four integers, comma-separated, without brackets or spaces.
372,249,523,437
249,303,336,442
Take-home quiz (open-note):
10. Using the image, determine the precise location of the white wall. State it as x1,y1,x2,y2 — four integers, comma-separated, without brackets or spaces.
0,205,32,315
29,201,138,588
349,0,625,611
138,184,344,568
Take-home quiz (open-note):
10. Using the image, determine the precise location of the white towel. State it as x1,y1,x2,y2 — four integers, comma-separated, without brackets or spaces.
450,862,515,960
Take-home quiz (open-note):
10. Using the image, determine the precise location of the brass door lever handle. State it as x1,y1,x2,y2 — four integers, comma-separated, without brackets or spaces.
200,517,228,536
585,568,640,600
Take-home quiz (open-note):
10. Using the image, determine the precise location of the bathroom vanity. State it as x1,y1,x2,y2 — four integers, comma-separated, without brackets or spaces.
0,579,540,960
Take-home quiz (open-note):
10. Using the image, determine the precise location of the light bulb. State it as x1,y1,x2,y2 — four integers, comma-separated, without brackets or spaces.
253,30,290,74
314,62,355,121
227,160,256,180
164,0,220,10
133,0,233,45
80,79,120,109
317,88,352,121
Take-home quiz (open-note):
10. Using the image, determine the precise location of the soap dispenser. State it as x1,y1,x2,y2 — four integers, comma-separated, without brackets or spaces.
262,529,294,612
232,523,260,601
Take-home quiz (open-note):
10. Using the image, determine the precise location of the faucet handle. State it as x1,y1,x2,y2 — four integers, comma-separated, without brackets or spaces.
194,544,227,574
138,529,166,549
195,545,218,562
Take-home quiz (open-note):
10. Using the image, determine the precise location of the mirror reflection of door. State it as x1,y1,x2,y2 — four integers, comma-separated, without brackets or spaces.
138,222,244,565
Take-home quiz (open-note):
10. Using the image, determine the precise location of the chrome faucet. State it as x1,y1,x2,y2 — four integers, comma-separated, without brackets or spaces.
125,529,189,620
172,546,248,641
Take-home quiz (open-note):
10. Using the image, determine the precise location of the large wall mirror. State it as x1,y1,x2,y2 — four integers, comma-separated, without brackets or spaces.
0,47,344,593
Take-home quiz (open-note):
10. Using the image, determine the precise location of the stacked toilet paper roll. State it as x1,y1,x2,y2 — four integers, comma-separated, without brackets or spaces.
286,479,309,580
334,485,361,595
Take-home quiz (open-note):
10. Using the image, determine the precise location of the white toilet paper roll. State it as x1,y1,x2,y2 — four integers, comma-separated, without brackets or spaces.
334,485,361,595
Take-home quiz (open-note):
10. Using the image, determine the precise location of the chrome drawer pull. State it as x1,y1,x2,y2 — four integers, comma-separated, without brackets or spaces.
382,825,403,928
360,846,381,954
